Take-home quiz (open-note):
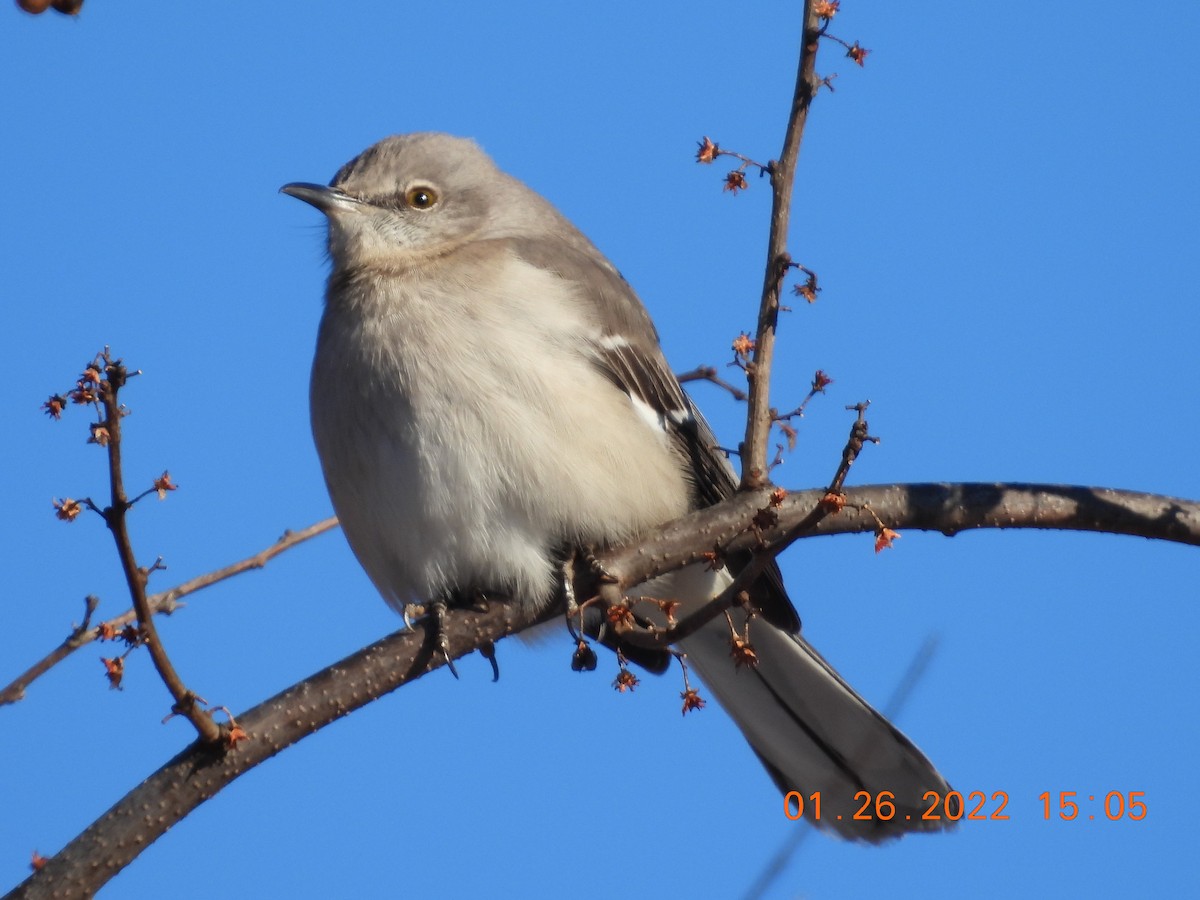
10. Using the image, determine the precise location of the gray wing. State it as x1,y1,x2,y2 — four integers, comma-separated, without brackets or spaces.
502,237,953,840
505,235,801,633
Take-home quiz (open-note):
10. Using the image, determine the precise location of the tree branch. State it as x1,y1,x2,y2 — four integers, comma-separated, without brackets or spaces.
605,483,1200,590
8,480,1197,899
740,0,821,488
675,365,750,402
0,517,338,706
5,599,549,900
87,357,221,742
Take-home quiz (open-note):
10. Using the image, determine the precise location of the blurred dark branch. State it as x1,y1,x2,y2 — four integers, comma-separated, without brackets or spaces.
743,634,943,900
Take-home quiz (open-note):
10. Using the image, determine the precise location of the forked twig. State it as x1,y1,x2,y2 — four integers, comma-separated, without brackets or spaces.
1,518,338,706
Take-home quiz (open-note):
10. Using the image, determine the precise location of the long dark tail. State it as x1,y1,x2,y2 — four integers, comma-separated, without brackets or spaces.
677,583,955,840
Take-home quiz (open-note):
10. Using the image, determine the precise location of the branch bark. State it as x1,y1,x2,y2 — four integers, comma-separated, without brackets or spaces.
92,360,221,743
7,480,1197,899
1,517,339,707
740,0,821,488
6,599,547,900
606,483,1200,589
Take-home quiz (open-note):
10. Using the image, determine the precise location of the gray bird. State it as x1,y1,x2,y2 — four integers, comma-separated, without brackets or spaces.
282,132,954,840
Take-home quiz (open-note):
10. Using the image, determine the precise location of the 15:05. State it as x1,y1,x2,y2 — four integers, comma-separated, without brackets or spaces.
1039,791,1147,821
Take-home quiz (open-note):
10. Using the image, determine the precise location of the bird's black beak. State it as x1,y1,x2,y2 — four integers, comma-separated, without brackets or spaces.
280,182,359,215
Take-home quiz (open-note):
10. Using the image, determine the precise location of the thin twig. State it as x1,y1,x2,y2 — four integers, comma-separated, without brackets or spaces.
615,405,872,649
741,0,821,489
92,356,221,742
771,370,832,425
0,518,338,707
827,402,877,494
150,517,339,609
0,646,73,706
675,365,749,402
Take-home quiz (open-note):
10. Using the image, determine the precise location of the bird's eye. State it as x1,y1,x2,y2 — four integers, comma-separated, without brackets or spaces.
404,186,439,210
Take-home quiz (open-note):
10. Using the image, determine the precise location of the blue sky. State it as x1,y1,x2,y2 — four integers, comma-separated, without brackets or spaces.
3,2,1198,898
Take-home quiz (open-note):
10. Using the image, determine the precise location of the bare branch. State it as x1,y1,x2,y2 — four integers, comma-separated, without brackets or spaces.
9,480,1197,899
675,365,749,402
613,404,873,650
605,483,1200,592
0,518,338,706
741,0,822,488
5,599,549,900
0,598,97,705
148,516,339,610
83,355,218,741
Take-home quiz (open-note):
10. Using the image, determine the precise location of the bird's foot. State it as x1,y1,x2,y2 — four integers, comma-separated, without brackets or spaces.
429,596,459,679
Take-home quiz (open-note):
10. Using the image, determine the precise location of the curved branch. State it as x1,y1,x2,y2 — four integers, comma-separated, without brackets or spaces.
605,482,1200,589
6,599,549,900
7,481,1196,899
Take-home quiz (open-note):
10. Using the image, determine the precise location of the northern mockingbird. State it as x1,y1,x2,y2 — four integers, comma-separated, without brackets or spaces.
282,132,953,840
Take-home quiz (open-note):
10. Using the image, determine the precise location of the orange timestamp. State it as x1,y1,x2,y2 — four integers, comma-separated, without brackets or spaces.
784,790,1002,824
1039,791,1147,821
782,790,1148,823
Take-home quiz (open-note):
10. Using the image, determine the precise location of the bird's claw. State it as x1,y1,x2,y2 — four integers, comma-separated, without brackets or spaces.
430,596,459,679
